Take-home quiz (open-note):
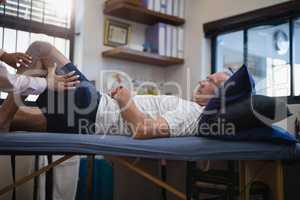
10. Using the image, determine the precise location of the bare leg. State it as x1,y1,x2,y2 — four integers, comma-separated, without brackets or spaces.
10,107,46,132
0,97,47,132
0,41,69,132
0,94,19,132
18,41,70,77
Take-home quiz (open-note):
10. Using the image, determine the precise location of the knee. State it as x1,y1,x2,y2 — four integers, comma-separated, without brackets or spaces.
27,41,54,58
29,41,52,50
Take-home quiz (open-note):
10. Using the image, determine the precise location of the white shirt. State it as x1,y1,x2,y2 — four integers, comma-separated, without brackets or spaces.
0,49,47,95
95,94,204,137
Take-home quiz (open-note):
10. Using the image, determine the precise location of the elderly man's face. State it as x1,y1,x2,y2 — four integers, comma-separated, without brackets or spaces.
0,0,6,4
193,72,229,106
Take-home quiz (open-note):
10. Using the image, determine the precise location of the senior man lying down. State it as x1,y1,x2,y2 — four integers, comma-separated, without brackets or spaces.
3,41,230,139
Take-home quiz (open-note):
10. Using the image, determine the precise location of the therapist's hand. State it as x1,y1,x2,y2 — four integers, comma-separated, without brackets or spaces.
47,65,80,92
1,52,32,69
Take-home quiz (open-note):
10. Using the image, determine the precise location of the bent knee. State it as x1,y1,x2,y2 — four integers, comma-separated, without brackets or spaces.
27,41,54,58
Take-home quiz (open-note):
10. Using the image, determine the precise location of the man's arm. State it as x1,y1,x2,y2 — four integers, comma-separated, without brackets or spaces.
111,87,170,139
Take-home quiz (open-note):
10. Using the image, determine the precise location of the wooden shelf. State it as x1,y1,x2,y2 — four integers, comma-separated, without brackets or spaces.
102,47,184,66
104,2,185,26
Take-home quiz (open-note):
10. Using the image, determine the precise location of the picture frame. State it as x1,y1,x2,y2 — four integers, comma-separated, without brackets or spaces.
104,18,131,47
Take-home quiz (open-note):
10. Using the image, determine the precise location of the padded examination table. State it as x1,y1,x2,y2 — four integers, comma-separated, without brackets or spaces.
0,132,299,160
0,132,299,200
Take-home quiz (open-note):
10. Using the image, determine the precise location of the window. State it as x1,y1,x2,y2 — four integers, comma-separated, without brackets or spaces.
216,31,244,72
1,0,72,28
294,18,300,96
214,22,295,98
204,1,300,103
0,0,74,102
248,23,290,97
214,23,293,97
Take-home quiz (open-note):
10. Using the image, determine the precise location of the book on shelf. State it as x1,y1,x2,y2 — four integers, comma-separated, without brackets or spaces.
154,0,161,12
160,0,167,14
177,27,184,58
143,0,185,18
172,0,179,17
166,0,173,16
179,0,185,18
144,0,154,10
166,25,172,57
171,26,178,58
145,23,184,59
145,23,166,56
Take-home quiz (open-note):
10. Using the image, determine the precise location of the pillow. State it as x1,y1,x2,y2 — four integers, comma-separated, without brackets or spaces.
199,65,257,130
199,125,297,144
204,65,255,111
199,95,292,133
198,65,294,144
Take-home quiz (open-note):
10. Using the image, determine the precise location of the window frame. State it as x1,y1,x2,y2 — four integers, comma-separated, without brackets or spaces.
0,0,76,106
205,1,300,104
0,0,76,61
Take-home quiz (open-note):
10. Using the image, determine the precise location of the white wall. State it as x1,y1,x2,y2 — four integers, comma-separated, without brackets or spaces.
165,0,291,99
74,0,291,99
74,0,166,92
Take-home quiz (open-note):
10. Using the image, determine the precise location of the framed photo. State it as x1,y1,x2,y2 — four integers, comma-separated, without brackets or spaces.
104,18,131,47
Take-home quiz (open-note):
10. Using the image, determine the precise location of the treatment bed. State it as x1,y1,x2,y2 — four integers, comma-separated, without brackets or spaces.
0,132,299,200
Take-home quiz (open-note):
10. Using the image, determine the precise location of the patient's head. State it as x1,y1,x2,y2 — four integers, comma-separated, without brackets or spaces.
193,72,229,106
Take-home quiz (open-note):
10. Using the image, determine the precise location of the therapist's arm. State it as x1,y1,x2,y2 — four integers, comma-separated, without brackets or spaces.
112,87,170,139
0,49,44,95
0,62,79,95
0,49,32,69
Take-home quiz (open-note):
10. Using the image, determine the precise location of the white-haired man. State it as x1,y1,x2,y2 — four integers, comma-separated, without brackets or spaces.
1,40,230,138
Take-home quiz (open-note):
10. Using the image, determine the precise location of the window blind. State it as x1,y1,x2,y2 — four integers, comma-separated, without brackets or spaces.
1,0,72,28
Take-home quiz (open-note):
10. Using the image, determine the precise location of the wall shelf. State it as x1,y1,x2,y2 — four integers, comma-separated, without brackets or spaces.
102,47,184,66
104,2,185,26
